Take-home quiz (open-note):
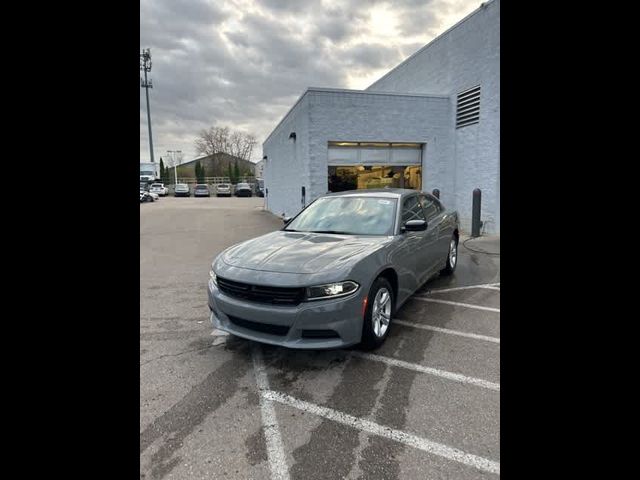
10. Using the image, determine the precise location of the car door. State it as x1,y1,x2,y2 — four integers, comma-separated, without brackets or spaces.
397,194,435,285
419,194,449,270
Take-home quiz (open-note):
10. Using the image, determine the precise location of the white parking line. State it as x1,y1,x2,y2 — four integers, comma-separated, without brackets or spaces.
264,390,500,475
251,344,290,480
412,297,500,313
394,319,500,344
352,352,500,391
429,284,500,293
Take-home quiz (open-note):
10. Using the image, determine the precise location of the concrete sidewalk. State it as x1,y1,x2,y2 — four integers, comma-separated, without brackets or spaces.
459,234,500,255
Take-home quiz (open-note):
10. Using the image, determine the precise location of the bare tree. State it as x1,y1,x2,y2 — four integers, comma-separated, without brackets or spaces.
194,126,257,162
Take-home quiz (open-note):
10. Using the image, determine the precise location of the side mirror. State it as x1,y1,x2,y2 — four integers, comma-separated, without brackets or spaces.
402,219,427,232
283,217,292,225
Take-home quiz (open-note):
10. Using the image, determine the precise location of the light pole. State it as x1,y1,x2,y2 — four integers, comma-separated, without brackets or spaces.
140,48,155,163
167,150,182,185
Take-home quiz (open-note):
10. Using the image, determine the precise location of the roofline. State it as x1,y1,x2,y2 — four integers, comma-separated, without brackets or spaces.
263,87,449,146
263,89,309,147
306,87,449,99
178,152,254,168
367,0,497,91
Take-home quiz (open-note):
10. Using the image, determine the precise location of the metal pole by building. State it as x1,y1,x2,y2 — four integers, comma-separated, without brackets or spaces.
140,48,155,163
471,188,482,237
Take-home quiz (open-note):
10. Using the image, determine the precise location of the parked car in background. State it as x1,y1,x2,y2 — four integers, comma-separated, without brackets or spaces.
234,183,252,197
174,184,190,197
150,183,169,196
216,183,231,197
208,189,459,350
140,188,154,203
256,179,265,197
194,184,211,197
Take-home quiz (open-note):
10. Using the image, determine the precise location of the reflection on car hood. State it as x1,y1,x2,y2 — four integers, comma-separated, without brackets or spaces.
221,230,390,274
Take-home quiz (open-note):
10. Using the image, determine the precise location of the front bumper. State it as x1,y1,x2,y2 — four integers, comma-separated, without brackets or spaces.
208,280,365,349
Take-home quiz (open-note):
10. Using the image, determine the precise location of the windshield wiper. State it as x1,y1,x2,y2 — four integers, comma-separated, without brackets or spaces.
308,230,352,235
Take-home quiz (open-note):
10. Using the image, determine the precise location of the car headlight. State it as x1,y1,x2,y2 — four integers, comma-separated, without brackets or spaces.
209,269,218,287
307,281,359,300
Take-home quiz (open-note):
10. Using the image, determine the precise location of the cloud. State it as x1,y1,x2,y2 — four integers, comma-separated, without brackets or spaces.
140,0,479,162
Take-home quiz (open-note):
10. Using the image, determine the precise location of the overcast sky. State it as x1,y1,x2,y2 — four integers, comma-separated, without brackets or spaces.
140,0,479,164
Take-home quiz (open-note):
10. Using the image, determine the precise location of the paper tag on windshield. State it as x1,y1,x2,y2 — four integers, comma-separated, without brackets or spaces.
378,200,391,205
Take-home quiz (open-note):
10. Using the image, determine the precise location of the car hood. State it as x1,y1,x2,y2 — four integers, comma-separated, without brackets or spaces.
220,230,391,274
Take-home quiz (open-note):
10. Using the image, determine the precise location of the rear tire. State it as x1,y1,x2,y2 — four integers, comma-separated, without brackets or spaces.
440,235,458,276
361,277,394,350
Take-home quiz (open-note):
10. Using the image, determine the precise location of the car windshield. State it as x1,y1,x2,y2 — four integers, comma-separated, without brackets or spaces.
176,184,187,188
237,183,249,188
151,184,162,188
218,184,229,188
284,196,397,235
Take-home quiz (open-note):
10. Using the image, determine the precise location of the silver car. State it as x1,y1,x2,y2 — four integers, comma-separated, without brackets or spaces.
216,183,231,197
208,189,459,350
174,183,190,197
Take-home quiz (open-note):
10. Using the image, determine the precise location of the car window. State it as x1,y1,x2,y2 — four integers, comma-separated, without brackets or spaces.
401,195,426,224
419,195,441,221
285,196,397,236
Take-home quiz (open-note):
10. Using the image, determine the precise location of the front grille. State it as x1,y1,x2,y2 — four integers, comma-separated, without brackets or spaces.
227,315,290,336
217,276,305,306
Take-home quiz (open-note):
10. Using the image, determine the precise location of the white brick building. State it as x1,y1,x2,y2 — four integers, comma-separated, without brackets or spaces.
263,0,500,233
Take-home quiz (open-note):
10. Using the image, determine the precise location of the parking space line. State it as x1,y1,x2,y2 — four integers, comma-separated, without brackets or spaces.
264,389,500,475
394,319,500,344
429,284,500,293
412,297,500,313
251,344,290,480
351,352,500,391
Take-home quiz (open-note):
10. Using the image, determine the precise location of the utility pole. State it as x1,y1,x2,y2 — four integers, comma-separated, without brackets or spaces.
167,150,182,185
140,48,155,163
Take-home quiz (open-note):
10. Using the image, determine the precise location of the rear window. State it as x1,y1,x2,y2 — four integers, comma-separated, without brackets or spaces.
151,184,162,187
237,183,250,188
196,185,208,189
218,184,229,188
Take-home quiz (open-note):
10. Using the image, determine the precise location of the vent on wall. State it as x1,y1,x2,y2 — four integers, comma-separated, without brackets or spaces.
456,85,481,129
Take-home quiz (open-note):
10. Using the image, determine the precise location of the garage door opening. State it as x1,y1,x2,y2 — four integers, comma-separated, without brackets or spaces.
328,165,422,192
327,142,423,193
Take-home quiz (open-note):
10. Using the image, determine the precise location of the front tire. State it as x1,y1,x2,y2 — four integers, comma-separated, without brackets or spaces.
440,235,458,276
361,277,394,350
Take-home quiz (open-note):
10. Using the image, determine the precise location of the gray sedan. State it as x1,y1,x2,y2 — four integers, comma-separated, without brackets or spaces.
208,189,459,349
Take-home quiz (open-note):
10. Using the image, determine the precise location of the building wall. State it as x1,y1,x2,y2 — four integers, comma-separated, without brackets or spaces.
254,160,265,178
307,90,452,204
264,0,499,233
368,0,500,233
176,152,256,178
263,94,311,218
263,89,452,219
